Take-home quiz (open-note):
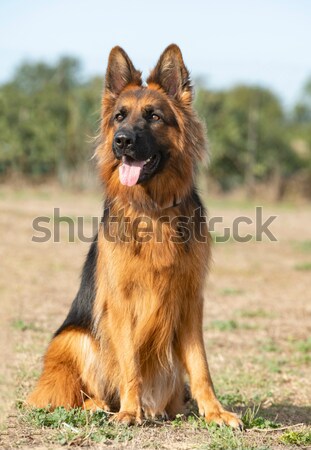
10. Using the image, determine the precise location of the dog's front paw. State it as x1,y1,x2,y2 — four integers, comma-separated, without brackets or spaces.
83,398,110,412
143,407,168,421
205,409,243,429
110,411,142,426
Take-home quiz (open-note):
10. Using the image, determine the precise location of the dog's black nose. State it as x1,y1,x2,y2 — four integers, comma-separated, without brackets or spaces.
114,132,135,153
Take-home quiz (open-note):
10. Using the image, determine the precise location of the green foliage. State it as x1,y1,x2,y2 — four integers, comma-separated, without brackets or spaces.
11,319,41,332
220,288,244,296
218,392,246,407
242,406,280,429
294,240,311,252
20,406,134,445
294,337,311,363
0,58,102,185
174,416,271,450
206,319,257,332
294,262,311,271
279,429,311,446
295,337,311,354
209,320,239,331
0,57,310,195
195,84,305,194
260,339,279,352
237,309,272,319
171,413,185,427
200,423,270,450
25,406,95,428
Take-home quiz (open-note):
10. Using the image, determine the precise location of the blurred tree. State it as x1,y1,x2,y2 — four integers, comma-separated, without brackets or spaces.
292,78,311,141
195,85,303,197
0,57,309,197
289,78,311,196
0,58,102,186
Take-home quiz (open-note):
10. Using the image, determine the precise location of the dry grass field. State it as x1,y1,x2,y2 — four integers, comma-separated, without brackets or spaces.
0,186,310,449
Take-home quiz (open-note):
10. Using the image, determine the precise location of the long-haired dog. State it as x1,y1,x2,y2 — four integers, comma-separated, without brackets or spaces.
27,44,241,428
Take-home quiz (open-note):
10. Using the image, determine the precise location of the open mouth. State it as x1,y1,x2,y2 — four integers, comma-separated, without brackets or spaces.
119,154,160,186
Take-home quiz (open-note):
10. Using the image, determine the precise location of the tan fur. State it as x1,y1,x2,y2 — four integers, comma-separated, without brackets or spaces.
27,45,242,428
27,327,103,408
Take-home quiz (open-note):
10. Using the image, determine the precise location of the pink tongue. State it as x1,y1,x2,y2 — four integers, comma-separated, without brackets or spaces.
119,159,145,186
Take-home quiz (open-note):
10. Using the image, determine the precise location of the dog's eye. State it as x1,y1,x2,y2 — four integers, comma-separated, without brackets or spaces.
150,113,160,122
115,113,125,122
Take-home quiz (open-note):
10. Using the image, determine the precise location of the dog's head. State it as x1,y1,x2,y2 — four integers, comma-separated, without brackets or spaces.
97,44,207,210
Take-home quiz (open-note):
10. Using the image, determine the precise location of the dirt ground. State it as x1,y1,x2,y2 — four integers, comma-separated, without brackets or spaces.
0,186,310,449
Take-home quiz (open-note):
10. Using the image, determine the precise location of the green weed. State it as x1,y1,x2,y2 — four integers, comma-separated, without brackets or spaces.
260,339,279,352
238,309,272,319
19,406,134,445
219,288,244,296
207,320,256,331
280,429,311,446
11,319,42,332
200,423,270,450
218,392,246,407
295,337,311,354
294,240,311,253
242,405,280,429
171,413,185,427
294,262,311,271
209,320,239,331
266,359,286,374
187,415,208,429
294,337,311,363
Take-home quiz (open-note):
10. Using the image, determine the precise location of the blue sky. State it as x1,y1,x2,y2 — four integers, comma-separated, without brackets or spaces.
1,0,310,107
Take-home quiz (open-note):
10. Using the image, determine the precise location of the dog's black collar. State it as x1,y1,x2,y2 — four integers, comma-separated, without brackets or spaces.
154,196,181,210
128,196,181,211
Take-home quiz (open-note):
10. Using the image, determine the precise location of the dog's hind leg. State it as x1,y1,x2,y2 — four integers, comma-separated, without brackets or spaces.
27,327,104,409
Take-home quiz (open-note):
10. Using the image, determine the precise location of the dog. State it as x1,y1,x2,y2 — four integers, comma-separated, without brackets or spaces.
27,44,241,428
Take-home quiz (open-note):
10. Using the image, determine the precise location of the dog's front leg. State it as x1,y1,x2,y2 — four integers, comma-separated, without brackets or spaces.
179,298,242,428
108,310,142,425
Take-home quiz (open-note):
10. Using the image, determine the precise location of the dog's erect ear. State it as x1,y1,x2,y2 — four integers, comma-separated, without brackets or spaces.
147,44,192,102
105,46,142,95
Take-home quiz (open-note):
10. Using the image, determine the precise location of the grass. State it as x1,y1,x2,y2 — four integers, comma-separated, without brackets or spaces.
11,319,42,332
16,402,284,449
206,319,257,331
294,262,311,271
295,337,311,354
252,355,287,374
210,319,239,331
242,406,280,430
199,425,251,450
237,309,273,319
267,359,286,374
260,339,279,352
18,405,134,446
293,337,311,364
2,188,311,449
219,288,244,296
21,405,99,428
173,415,274,450
218,392,246,407
280,429,311,446
293,240,311,253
